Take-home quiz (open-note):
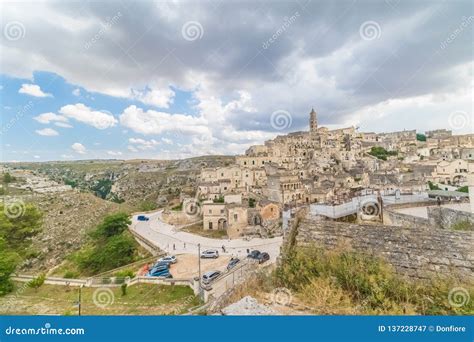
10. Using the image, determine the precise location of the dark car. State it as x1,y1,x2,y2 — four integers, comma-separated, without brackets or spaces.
247,250,261,259
226,257,240,271
257,252,270,264
137,215,149,221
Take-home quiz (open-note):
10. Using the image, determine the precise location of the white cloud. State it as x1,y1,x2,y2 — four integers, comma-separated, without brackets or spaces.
128,137,160,150
120,105,209,136
71,142,86,154
35,128,59,136
19,84,52,98
59,103,117,129
54,122,73,128
131,86,175,108
162,138,172,144
72,88,81,96
61,154,73,159
33,112,68,124
107,150,123,156
33,155,40,159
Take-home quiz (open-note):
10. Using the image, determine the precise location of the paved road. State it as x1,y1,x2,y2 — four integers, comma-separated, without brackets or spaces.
130,211,283,262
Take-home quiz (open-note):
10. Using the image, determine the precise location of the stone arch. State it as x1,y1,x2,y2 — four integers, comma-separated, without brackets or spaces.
218,218,227,230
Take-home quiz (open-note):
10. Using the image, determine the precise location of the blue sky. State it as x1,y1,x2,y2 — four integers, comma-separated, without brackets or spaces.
1,71,201,161
0,1,472,162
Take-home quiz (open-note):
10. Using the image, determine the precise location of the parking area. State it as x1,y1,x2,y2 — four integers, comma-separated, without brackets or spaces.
140,253,233,280
170,254,232,279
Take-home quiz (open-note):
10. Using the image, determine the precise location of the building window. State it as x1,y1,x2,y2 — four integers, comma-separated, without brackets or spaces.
209,222,213,229
220,209,224,214
234,214,238,221
209,209,212,214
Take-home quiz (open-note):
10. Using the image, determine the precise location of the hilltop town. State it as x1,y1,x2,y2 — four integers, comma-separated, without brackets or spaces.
1,108,473,316
192,108,473,238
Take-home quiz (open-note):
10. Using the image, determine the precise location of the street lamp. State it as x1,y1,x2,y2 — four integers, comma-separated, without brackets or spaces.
198,243,202,297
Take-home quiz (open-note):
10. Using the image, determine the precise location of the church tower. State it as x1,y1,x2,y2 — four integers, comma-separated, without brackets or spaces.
309,108,318,133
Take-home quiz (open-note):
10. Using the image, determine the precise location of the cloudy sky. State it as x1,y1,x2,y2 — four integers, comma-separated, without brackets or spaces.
0,0,472,162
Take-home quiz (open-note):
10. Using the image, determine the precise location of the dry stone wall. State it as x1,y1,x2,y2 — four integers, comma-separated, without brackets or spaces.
292,218,474,281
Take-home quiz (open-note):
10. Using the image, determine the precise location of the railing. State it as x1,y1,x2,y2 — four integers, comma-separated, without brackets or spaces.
310,193,430,218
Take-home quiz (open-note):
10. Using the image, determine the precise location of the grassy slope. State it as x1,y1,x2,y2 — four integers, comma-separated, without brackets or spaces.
0,282,201,315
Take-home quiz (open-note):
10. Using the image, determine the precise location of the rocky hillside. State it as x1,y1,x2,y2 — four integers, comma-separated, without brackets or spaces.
8,156,234,209
22,191,123,272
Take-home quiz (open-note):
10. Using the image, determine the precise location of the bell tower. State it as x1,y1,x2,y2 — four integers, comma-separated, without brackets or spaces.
309,108,317,133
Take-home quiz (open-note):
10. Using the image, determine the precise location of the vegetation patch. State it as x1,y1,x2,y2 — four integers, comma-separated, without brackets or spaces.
451,220,474,231
71,213,146,275
275,247,474,315
0,202,43,296
0,283,201,315
368,146,398,161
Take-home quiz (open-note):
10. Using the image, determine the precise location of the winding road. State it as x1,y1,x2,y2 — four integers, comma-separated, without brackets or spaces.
130,211,283,261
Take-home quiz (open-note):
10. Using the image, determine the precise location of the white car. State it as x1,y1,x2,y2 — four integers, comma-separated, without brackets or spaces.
200,249,219,259
202,270,221,284
158,255,177,264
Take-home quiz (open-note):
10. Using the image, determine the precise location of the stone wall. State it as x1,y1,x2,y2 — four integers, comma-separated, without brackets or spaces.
291,218,474,281
383,208,430,228
427,206,474,230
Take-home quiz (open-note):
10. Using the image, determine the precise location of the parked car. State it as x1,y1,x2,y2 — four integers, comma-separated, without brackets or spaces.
147,267,172,277
257,252,270,264
137,215,149,221
227,257,241,271
158,255,177,264
148,264,168,273
202,271,221,285
200,250,219,259
152,261,170,268
247,250,261,259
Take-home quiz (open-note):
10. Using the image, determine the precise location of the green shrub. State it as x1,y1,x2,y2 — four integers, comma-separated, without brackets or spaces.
139,201,157,211
451,220,474,231
63,271,79,279
28,273,46,292
121,283,127,296
114,269,135,279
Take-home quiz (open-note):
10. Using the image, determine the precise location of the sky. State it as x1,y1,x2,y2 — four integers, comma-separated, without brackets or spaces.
0,0,472,162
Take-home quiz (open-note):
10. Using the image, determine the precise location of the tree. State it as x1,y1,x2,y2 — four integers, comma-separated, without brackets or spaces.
76,234,137,273
0,238,19,296
416,133,426,142
3,173,15,184
0,203,43,252
91,212,131,239
28,273,46,292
